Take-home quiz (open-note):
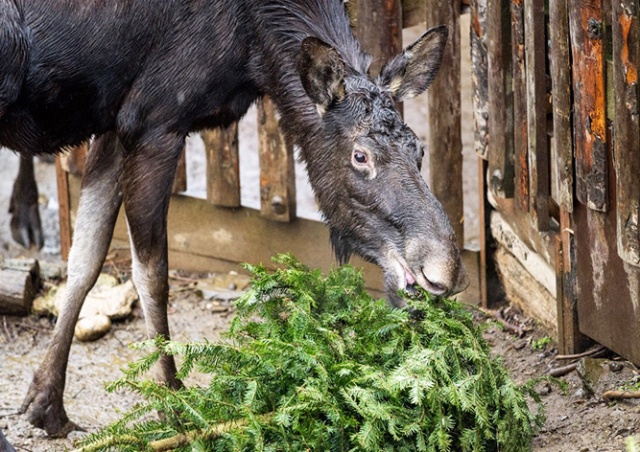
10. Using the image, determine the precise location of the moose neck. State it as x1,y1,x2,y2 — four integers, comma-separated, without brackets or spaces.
251,0,370,154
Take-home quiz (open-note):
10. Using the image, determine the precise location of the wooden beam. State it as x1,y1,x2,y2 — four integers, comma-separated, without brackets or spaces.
486,0,515,199
470,0,489,159
56,155,72,261
347,0,403,76
569,0,608,212
257,96,296,222
524,0,550,230
56,144,88,260
556,209,589,354
426,0,464,248
549,0,574,213
511,0,529,212
172,147,187,194
612,0,640,266
203,124,241,208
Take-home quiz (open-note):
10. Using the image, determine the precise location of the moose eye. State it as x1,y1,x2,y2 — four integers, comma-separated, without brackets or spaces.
353,150,368,164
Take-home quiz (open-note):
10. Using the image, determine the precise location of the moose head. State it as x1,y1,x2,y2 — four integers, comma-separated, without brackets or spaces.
296,26,468,306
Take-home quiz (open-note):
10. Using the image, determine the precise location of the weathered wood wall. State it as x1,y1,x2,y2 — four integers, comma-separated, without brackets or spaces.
471,0,640,363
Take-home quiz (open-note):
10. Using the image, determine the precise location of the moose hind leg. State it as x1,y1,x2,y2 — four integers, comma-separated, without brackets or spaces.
20,133,124,437
9,155,43,249
122,136,183,388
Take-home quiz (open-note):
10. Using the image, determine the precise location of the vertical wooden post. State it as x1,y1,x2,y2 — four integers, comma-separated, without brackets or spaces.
556,209,589,353
511,0,529,212
56,144,88,261
486,0,514,200
524,0,550,231
55,155,72,261
172,147,187,194
612,0,640,266
470,0,489,160
346,0,402,76
203,124,241,207
426,0,464,248
549,0,575,213
569,0,608,212
258,96,296,222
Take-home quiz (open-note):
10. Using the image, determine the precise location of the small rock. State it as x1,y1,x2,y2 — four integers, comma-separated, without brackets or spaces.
537,382,552,395
513,340,526,351
608,361,624,373
74,314,112,342
33,275,138,321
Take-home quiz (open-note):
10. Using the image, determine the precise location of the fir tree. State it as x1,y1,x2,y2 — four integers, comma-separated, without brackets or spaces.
78,254,543,451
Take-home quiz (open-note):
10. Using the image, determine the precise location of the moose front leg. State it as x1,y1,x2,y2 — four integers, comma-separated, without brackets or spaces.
121,135,184,389
20,133,124,437
9,155,43,249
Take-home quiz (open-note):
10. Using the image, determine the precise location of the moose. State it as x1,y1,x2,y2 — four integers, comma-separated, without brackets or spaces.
1,0,468,438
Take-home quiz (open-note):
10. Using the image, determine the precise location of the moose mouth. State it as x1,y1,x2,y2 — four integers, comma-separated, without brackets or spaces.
387,253,448,299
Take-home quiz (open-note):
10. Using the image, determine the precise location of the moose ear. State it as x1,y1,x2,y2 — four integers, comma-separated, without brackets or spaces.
297,37,346,112
379,26,448,101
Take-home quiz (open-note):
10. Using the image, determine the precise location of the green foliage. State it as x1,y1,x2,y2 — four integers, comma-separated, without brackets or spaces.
531,336,552,351
78,254,543,451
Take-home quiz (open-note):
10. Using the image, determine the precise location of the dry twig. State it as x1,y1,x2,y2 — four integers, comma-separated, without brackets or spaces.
603,390,640,402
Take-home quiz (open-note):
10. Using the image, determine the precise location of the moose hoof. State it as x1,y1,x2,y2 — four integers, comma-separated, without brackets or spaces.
19,385,83,438
9,202,43,250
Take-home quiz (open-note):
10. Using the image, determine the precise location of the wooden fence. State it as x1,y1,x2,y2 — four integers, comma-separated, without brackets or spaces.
56,0,640,365
471,0,640,364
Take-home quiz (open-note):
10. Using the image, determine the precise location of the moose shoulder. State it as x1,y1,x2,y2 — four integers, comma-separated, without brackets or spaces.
0,0,467,437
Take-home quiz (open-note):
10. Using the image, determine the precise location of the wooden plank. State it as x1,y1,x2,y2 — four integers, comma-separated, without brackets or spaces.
549,0,575,213
56,144,87,260
104,190,387,294
612,0,640,266
470,0,489,159
426,0,464,248
556,209,589,354
56,155,72,261
510,0,529,212
347,0,402,75
486,0,514,199
172,147,187,194
524,0,550,230
257,96,296,222
569,0,608,212
203,124,241,208
403,0,470,28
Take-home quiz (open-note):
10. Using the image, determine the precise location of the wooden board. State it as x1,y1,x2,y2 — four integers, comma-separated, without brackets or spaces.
203,124,241,208
486,0,514,199
524,0,550,230
346,0,402,76
549,0,574,213
569,0,609,212
612,0,640,266
426,0,464,248
257,96,296,222
470,0,489,159
510,0,529,212
172,147,187,194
